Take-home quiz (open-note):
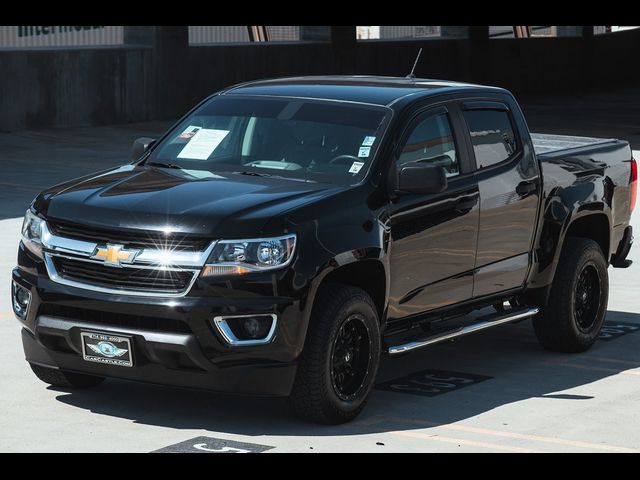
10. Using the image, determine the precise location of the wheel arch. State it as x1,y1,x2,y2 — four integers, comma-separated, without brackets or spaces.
564,212,611,261
318,259,387,322
524,209,611,307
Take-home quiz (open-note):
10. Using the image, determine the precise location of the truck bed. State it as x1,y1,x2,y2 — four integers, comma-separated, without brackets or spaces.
531,133,617,157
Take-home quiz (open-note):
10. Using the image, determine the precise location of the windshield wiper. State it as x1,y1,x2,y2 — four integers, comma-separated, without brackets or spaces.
233,170,317,183
233,171,273,178
145,161,184,170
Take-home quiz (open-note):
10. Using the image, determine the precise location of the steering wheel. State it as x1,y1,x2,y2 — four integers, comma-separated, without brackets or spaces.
329,154,360,165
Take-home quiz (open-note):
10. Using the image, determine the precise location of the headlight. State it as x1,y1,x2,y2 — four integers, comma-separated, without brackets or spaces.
21,209,45,258
201,234,296,277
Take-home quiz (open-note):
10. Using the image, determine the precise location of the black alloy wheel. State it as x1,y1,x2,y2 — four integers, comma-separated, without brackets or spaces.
533,237,609,353
330,314,372,401
574,263,602,332
289,284,381,424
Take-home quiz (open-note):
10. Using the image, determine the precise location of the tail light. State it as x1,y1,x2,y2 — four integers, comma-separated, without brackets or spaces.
631,157,637,213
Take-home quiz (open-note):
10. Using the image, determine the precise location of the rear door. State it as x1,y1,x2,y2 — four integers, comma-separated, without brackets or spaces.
387,102,480,321
460,99,541,298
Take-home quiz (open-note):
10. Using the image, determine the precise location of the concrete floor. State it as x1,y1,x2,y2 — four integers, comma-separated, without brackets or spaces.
1,90,640,452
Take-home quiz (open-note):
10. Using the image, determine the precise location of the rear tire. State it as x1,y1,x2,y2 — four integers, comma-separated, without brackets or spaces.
533,238,608,353
289,284,381,424
29,363,105,388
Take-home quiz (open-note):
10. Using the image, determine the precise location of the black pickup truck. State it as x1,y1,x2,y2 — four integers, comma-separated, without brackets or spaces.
12,76,636,424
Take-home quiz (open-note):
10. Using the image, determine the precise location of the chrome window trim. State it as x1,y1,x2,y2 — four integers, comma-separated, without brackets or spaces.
213,314,278,346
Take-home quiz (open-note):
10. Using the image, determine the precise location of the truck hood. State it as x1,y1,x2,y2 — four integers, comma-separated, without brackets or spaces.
34,165,342,237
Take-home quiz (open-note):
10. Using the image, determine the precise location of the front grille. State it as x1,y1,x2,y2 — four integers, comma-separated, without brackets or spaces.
52,257,195,294
48,220,211,252
40,304,192,334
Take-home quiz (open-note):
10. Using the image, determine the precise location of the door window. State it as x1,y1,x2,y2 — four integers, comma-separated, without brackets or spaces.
463,109,517,168
397,112,459,177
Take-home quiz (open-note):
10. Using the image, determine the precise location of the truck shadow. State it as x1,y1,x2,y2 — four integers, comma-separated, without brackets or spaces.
52,310,640,441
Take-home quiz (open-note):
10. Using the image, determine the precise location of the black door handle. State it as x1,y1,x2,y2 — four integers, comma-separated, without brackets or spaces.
516,181,538,197
455,195,478,213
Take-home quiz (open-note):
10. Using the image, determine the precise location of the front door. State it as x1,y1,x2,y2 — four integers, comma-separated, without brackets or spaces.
387,105,480,322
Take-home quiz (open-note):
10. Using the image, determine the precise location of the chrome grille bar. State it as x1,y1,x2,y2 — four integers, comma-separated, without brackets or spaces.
40,222,216,297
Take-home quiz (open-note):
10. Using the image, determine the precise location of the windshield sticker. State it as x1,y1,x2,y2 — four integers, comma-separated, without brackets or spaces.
177,129,230,160
358,147,371,158
178,126,202,139
349,161,365,174
362,136,376,147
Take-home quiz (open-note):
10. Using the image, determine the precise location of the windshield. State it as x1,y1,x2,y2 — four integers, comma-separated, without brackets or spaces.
146,95,391,185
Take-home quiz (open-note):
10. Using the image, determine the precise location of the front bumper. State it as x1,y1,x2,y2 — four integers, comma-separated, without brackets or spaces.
22,327,296,396
12,247,310,396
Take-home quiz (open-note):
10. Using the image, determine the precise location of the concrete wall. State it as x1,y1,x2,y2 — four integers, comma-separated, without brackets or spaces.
1,27,639,131
0,47,155,131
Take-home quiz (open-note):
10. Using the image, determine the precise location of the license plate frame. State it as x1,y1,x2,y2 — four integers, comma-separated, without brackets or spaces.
80,331,134,368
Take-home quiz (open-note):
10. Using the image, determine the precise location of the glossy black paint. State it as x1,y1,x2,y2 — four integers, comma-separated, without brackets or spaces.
464,94,541,298
15,76,634,396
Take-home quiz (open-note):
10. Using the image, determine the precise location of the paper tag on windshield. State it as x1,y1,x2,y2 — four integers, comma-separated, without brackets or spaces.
177,129,230,160
358,147,371,158
362,136,376,147
178,125,201,139
349,161,365,174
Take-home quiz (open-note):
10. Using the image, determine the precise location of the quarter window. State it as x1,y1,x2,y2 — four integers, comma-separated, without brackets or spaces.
463,109,517,168
397,113,459,177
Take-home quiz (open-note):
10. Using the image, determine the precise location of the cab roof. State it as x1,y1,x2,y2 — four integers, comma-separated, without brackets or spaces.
223,75,505,107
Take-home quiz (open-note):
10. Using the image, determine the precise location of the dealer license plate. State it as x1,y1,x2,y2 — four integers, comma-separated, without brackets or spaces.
81,331,133,368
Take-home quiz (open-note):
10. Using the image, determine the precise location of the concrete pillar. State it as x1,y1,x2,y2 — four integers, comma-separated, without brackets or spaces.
468,26,489,42
440,26,469,39
123,26,155,46
581,26,595,89
468,26,489,84
122,26,190,119
152,26,190,119
330,26,357,74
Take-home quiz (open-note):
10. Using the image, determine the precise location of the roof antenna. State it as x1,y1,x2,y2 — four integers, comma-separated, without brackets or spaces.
406,48,423,80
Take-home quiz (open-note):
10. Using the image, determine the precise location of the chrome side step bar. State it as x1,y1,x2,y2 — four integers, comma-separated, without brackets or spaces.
387,307,539,356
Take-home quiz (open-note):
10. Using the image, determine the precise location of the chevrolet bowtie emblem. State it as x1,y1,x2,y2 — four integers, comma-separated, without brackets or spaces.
91,244,139,267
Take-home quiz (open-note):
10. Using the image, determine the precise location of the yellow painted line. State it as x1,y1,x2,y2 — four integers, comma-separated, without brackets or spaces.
392,430,544,453
364,416,640,453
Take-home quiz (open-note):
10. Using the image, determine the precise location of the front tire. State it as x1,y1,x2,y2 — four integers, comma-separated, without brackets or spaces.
29,363,105,388
533,238,609,353
289,284,381,424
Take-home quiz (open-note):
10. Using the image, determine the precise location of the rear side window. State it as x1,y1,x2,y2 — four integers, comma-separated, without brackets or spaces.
463,109,517,168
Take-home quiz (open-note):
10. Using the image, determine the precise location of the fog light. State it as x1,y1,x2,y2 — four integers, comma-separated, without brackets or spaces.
12,282,31,320
213,314,277,346
243,317,262,338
